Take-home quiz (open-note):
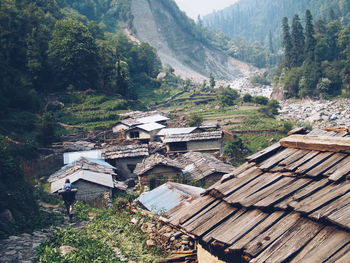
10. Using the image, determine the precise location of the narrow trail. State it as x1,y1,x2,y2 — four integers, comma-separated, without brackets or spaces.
0,204,86,263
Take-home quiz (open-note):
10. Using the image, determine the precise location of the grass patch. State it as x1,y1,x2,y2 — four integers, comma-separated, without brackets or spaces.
36,201,166,262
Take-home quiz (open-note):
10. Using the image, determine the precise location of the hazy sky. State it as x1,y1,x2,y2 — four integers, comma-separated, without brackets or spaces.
174,0,237,19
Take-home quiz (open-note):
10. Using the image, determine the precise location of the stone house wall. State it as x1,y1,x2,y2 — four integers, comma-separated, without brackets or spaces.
73,180,112,202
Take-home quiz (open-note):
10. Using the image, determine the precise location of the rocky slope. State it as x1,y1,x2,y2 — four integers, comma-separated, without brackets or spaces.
130,0,256,82
278,99,350,128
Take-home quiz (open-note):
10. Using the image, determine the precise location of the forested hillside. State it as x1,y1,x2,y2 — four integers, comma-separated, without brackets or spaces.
276,10,350,98
203,0,350,49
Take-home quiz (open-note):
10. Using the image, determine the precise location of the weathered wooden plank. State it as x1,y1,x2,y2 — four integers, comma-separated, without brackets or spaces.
239,177,294,207
276,179,329,209
250,218,323,263
224,173,283,204
292,183,350,214
333,249,350,263
190,202,237,237
295,152,334,174
324,241,350,263
309,192,350,220
244,213,300,257
246,142,281,163
202,209,247,243
289,227,350,263
219,162,255,183
215,167,263,196
280,135,350,153
258,148,298,171
279,149,310,167
168,195,216,226
226,211,285,252
288,127,307,136
324,155,350,176
181,200,222,231
306,153,347,177
329,158,350,181
254,178,311,208
326,203,350,230
285,151,320,171
203,210,268,246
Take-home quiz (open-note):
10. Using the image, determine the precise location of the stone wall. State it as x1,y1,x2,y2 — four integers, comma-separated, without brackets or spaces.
20,154,63,178
139,166,183,186
115,157,145,179
188,140,222,153
74,180,111,202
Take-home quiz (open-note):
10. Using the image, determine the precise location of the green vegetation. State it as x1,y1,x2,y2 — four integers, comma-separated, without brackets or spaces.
278,10,350,98
188,113,204,127
36,201,165,262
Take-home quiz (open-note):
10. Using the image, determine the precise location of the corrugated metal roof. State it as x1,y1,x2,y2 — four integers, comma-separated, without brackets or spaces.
157,127,198,136
138,114,169,124
51,170,114,193
63,150,103,164
137,182,204,214
135,122,166,132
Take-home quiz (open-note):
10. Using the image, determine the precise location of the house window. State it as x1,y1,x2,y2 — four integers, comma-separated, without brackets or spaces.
127,164,136,173
129,131,140,138
169,142,187,151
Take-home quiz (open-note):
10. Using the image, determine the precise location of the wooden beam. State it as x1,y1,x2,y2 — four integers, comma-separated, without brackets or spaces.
280,135,350,153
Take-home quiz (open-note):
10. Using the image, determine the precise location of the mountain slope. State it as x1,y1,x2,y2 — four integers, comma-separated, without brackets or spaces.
203,0,350,47
130,0,256,81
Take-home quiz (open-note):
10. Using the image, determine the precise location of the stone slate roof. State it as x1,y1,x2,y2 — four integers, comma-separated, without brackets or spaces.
51,170,114,193
134,153,185,176
164,131,223,143
102,144,149,159
48,157,116,183
163,128,350,263
179,152,235,181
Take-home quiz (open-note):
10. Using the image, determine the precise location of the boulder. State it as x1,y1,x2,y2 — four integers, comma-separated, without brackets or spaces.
0,209,15,224
59,245,77,256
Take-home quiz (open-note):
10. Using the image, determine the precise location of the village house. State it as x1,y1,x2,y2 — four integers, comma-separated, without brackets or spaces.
179,152,235,187
135,152,234,188
112,113,169,134
102,144,149,180
137,182,204,214
156,127,200,141
134,153,185,187
126,122,165,142
49,157,125,202
163,131,223,154
63,149,103,164
162,128,350,263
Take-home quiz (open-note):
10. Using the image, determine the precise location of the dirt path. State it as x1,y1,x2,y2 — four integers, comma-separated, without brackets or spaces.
0,205,86,263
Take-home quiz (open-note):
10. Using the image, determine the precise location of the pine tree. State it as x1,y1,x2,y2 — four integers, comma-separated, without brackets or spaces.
282,17,293,68
291,14,305,67
269,30,274,54
305,10,316,62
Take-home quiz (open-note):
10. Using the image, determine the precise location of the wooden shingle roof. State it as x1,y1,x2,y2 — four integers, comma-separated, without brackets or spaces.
164,131,223,143
102,144,149,159
134,154,185,176
163,128,350,262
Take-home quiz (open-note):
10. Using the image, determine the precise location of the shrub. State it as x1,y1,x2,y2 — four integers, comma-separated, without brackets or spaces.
188,113,203,127
224,136,249,165
258,100,280,117
251,75,271,86
253,96,269,105
216,86,240,106
243,93,253,103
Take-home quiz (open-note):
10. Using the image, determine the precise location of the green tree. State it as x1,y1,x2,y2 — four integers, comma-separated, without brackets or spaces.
48,19,99,91
188,113,203,127
36,113,57,146
209,73,216,89
305,10,316,62
217,86,240,107
282,17,293,68
224,136,248,165
291,15,305,67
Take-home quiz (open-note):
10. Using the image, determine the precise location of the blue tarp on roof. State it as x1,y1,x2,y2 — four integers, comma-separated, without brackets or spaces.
138,182,204,214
